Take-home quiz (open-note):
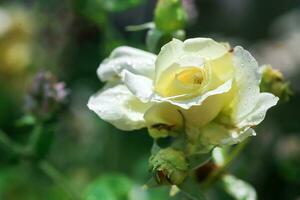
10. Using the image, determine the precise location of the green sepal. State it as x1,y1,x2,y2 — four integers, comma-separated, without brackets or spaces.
146,28,163,53
187,151,212,170
126,22,155,31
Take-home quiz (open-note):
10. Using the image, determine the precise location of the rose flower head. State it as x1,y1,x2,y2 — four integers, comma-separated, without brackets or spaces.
88,38,279,151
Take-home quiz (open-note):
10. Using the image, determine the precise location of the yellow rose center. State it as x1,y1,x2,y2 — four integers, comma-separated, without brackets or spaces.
155,55,212,98
176,67,204,85
155,64,210,98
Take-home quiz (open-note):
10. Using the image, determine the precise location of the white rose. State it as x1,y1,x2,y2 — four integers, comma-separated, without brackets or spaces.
88,38,278,148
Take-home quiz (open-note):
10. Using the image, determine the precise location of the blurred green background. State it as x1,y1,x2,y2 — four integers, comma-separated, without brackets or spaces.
0,0,299,199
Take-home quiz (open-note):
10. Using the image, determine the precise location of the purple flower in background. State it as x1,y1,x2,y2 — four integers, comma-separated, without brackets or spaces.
25,71,70,120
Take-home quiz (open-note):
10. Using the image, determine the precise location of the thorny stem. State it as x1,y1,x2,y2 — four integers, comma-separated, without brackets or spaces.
202,139,249,189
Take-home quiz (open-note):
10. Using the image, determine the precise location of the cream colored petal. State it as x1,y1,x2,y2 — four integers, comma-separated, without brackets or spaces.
183,93,230,143
97,46,156,82
182,38,228,59
121,70,153,102
175,55,204,67
199,123,256,146
197,93,278,146
182,93,227,129
155,38,184,84
210,53,234,82
227,128,256,145
155,38,228,86
153,79,232,109
87,84,151,131
154,55,210,98
144,103,183,138
231,46,261,122
238,93,279,128
205,47,278,146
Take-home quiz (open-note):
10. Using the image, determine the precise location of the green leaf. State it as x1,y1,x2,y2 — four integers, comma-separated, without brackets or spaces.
178,177,206,200
187,152,212,170
222,175,257,200
146,28,163,53
15,115,36,127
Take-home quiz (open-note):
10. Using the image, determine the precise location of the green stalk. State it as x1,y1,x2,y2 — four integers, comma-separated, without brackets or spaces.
39,161,81,200
202,139,249,189
0,129,25,155
1,129,78,199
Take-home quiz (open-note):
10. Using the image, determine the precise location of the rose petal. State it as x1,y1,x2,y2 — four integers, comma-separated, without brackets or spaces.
238,92,279,128
153,79,232,109
121,70,153,102
199,123,256,146
87,84,151,130
155,38,184,84
97,46,156,82
143,103,184,138
231,46,262,122
183,37,228,60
